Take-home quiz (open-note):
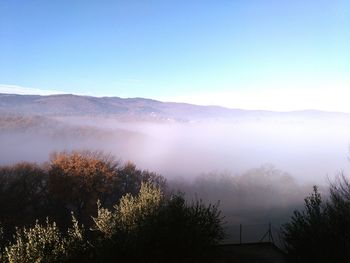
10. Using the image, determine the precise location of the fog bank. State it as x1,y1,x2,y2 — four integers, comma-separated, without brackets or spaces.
1,115,349,185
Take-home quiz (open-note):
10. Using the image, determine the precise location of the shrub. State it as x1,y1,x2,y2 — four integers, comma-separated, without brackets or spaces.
92,182,224,263
3,215,86,263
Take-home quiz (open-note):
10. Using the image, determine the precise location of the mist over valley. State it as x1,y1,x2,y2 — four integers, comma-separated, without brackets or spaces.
1,93,349,184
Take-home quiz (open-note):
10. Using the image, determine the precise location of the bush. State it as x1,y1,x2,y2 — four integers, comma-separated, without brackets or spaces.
143,195,224,263
3,215,86,263
92,182,224,263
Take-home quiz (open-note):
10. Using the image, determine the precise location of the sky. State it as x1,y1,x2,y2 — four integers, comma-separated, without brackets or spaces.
0,0,349,111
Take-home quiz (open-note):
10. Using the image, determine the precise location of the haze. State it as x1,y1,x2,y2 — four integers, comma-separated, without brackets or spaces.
1,107,349,185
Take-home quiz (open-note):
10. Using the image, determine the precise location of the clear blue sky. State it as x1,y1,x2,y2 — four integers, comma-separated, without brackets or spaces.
1,0,349,111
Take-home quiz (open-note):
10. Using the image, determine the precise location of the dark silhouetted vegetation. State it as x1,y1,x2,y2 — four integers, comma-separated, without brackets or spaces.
90,182,224,262
0,151,166,234
0,151,224,262
0,162,48,238
282,175,350,263
6,150,350,262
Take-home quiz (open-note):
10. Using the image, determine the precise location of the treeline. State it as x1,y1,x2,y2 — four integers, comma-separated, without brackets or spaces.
171,165,311,223
0,151,224,262
0,151,165,232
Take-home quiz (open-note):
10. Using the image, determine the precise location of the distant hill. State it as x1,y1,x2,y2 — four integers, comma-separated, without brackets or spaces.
1,93,349,123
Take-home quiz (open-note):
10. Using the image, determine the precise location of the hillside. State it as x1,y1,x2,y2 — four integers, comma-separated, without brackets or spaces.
1,93,349,123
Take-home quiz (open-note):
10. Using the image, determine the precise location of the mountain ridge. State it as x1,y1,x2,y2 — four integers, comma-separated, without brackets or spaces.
1,93,350,122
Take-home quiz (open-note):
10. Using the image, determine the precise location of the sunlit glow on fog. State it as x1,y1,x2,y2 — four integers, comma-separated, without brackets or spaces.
160,79,350,112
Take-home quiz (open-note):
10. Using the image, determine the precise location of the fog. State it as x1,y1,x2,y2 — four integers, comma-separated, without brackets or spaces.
1,114,349,243
1,115,350,184
130,121,350,185
169,166,316,244
57,115,350,182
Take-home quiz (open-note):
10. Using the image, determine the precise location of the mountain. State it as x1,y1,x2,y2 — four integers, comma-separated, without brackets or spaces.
0,93,246,121
1,93,349,123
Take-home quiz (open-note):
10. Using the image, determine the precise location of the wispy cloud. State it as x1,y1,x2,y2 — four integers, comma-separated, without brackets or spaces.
0,84,66,96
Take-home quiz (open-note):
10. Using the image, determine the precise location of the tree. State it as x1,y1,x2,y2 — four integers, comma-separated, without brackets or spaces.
324,175,350,261
0,163,48,232
0,179,224,262
47,151,119,226
143,196,224,263
115,161,167,200
0,151,167,233
47,151,167,228
282,177,350,263
282,186,326,262
92,183,224,263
